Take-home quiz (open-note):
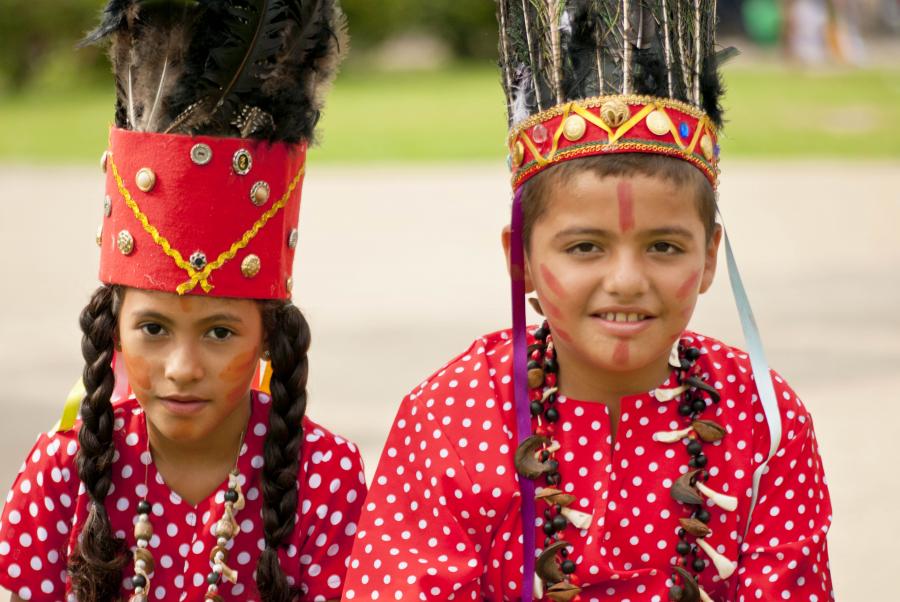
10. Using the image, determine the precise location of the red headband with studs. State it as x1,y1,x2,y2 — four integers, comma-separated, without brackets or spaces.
508,95,720,190
98,127,306,299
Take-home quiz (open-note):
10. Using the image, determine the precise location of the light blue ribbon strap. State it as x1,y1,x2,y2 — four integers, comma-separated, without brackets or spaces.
719,210,783,541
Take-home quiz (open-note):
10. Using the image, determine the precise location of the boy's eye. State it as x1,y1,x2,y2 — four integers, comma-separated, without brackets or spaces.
568,242,602,254
140,323,165,336
207,327,234,341
649,241,681,254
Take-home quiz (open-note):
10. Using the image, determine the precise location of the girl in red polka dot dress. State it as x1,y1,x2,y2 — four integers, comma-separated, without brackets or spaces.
0,2,364,602
342,2,833,601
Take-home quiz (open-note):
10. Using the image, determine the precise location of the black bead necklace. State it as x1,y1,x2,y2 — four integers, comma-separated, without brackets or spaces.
515,321,737,602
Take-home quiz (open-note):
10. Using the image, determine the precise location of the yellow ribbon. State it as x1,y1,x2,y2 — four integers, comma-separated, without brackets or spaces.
52,378,85,433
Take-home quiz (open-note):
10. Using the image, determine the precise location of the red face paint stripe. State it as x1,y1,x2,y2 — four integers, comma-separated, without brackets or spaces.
677,270,701,300
539,264,567,299
613,341,630,365
542,297,564,321
617,180,635,233
553,326,573,344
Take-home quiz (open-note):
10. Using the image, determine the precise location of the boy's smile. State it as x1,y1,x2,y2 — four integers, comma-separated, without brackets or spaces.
507,171,721,402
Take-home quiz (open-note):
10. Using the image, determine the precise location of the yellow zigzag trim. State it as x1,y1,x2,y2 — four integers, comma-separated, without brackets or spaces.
515,100,712,167
109,155,304,295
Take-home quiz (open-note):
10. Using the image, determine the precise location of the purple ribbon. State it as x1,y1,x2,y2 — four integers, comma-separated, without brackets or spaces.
510,185,536,602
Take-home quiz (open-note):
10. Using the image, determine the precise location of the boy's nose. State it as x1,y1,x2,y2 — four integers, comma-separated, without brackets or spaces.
604,252,649,298
164,342,205,385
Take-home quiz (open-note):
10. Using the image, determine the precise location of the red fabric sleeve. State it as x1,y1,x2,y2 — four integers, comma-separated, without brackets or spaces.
0,431,80,601
295,430,368,601
342,395,509,602
734,376,834,601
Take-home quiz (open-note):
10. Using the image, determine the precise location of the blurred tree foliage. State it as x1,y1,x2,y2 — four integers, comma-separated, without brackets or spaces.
0,0,498,92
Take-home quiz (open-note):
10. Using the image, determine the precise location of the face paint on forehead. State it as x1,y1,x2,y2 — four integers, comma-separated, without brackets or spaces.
676,270,701,300
178,295,196,313
617,180,635,233
539,264,567,299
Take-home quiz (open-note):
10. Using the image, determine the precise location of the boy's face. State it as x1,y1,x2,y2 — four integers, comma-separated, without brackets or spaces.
506,170,721,386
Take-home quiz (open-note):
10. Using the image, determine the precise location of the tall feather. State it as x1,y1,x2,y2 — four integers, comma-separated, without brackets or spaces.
85,0,347,143
520,0,545,110
497,0,516,116
660,0,674,96
495,0,725,127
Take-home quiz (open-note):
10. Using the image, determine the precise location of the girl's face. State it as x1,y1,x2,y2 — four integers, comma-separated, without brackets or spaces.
117,289,265,444
507,171,721,391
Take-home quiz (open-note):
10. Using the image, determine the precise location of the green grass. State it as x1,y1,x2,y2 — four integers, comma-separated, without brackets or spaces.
1,64,897,163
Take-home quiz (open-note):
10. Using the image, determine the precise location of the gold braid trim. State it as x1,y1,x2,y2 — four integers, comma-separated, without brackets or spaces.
510,97,717,188
512,141,717,189
109,154,305,295
507,94,715,143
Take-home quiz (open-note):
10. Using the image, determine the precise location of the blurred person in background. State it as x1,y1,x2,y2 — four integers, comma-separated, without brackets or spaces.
784,0,867,64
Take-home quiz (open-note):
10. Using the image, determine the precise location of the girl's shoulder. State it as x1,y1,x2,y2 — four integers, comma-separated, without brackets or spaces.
5,396,143,485
250,391,366,485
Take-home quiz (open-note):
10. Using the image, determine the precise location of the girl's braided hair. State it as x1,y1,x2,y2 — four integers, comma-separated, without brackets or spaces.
68,285,311,601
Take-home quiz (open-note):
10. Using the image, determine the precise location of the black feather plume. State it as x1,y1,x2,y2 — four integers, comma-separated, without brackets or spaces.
85,0,347,143
495,0,727,129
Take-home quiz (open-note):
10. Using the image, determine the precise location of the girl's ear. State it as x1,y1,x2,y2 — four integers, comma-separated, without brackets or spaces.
501,225,535,293
699,224,723,294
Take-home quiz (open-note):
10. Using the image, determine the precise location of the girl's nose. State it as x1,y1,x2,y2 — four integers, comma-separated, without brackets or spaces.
164,341,205,385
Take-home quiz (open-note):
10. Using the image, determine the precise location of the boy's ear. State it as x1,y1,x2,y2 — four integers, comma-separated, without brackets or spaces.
699,224,723,294
501,225,535,293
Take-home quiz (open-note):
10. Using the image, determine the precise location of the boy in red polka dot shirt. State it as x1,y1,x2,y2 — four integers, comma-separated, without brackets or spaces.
342,2,833,601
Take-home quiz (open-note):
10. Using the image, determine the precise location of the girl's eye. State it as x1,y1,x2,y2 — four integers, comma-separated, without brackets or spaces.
568,242,601,254
140,323,165,336
649,241,681,254
208,327,234,341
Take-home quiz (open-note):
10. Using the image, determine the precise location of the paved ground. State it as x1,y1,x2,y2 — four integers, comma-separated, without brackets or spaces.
0,160,898,599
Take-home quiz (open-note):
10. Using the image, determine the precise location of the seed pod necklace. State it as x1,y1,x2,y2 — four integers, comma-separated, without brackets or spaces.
515,321,735,601
128,417,247,602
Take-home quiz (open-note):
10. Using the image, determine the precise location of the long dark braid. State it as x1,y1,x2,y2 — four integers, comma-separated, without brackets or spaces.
68,284,128,601
256,301,311,601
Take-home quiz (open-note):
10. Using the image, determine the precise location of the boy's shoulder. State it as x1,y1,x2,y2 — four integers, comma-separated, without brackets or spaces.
685,330,814,437
403,327,517,406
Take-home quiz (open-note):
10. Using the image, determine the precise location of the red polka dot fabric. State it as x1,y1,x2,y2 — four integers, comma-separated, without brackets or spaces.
342,329,833,601
0,391,366,601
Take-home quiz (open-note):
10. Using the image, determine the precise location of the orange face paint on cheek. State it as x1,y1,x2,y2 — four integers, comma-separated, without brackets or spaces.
613,341,630,365
539,264,566,299
122,352,152,392
617,180,635,233
219,348,259,402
